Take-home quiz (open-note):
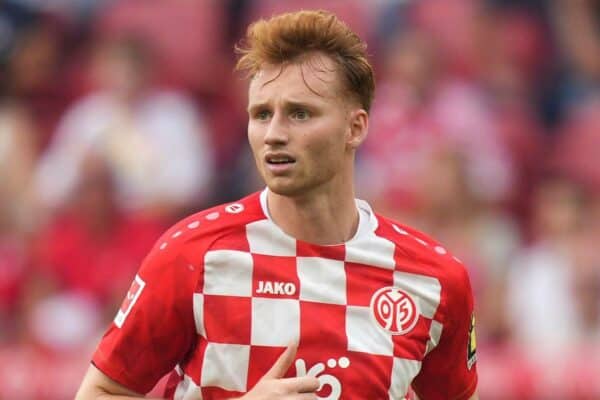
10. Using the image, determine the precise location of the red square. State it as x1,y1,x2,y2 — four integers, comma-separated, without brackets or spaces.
297,241,345,260
163,340,207,397
345,263,393,307
210,225,250,252
252,254,299,299
299,302,347,353
341,351,395,399
203,295,251,345
246,345,289,389
201,386,244,399
392,317,431,360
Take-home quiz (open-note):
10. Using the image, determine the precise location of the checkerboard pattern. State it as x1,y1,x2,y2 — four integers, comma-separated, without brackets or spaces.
93,191,478,400
174,194,445,400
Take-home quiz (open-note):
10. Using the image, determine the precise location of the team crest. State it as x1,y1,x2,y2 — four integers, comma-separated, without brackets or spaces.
370,287,419,335
467,313,477,369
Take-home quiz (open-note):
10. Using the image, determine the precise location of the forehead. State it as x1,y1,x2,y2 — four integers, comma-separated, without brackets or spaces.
248,54,344,105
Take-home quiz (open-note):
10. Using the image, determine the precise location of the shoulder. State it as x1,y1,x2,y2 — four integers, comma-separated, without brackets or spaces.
373,213,472,293
145,192,266,267
374,214,474,329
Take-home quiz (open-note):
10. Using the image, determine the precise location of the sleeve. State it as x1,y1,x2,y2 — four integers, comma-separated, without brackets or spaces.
92,245,199,394
410,262,478,400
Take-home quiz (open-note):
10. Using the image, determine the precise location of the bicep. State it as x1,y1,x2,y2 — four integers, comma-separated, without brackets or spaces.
91,252,199,394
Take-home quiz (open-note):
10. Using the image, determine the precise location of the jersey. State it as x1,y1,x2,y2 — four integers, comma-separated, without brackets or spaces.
92,190,478,399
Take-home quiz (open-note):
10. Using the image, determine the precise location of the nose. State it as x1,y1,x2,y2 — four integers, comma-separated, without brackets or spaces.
264,113,289,146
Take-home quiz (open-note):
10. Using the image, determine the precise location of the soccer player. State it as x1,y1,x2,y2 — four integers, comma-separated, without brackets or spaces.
76,10,479,400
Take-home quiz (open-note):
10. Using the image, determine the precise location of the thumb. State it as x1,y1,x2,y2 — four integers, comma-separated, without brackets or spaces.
262,343,298,379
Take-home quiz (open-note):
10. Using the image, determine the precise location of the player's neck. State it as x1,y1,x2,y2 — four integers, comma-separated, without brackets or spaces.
266,181,359,246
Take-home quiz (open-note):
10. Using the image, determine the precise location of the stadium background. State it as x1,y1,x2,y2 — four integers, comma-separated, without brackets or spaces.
0,0,599,398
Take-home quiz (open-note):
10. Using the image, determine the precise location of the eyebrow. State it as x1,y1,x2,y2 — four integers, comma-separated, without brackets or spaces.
247,100,315,114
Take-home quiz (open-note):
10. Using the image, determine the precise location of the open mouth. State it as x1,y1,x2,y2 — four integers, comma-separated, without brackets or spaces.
266,154,296,165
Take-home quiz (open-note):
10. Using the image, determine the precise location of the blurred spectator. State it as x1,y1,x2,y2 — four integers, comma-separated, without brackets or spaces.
358,27,515,210
505,173,600,398
33,158,165,309
544,0,600,123
506,176,592,349
96,0,228,93
0,12,72,146
35,35,215,220
0,100,39,341
475,4,549,217
405,146,520,344
8,157,167,398
553,97,600,193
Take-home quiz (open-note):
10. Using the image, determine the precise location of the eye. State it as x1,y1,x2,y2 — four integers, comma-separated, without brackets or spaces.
291,109,310,121
255,110,272,121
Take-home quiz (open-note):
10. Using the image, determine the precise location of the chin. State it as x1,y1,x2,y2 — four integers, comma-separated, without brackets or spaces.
264,177,310,197
266,182,303,197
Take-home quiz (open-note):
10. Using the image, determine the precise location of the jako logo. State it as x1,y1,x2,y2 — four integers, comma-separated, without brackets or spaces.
295,357,350,400
256,280,296,295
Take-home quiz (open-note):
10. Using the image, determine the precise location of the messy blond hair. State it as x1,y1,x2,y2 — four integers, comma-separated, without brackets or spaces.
235,10,375,112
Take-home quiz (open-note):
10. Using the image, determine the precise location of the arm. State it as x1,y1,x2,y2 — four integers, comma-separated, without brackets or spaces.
75,364,161,400
76,346,319,400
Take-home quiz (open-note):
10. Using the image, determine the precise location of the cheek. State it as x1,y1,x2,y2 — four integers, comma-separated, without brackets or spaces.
247,123,262,154
306,133,345,168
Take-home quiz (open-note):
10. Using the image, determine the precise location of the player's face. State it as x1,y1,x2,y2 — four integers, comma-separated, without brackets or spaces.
247,54,363,197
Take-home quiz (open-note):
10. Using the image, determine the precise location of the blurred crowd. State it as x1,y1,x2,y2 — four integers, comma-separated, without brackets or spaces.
0,0,599,398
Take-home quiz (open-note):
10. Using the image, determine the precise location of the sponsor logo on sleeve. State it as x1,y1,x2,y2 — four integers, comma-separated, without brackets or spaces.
467,313,477,370
114,274,146,328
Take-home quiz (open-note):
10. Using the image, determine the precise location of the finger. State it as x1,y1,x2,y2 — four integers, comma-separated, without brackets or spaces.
279,376,320,393
263,343,298,379
286,393,318,400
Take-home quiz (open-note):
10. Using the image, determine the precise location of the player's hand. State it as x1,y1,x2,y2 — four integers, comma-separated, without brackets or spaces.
237,344,320,399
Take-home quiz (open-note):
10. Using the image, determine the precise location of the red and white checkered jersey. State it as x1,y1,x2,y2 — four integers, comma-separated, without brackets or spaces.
93,190,478,399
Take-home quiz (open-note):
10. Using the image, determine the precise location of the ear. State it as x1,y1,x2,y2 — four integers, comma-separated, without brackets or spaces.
346,109,369,150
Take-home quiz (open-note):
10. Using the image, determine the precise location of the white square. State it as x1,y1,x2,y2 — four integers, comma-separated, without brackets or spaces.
346,306,393,356
251,298,300,346
393,271,441,318
345,234,395,269
174,373,201,400
425,320,443,355
201,342,250,392
192,293,206,337
388,357,422,399
246,219,296,256
297,257,346,305
203,250,253,296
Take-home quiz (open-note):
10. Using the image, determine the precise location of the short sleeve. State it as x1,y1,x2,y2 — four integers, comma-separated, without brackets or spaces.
92,246,199,394
411,263,478,400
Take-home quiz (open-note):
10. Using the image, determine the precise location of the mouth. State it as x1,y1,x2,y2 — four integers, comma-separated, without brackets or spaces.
265,153,296,165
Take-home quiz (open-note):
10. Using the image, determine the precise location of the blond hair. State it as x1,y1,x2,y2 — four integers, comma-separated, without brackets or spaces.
235,10,375,112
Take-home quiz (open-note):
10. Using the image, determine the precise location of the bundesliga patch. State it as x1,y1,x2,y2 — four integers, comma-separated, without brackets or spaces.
467,313,477,370
114,274,146,328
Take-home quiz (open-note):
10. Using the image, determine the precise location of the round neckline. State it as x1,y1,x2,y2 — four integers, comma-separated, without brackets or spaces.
258,188,378,247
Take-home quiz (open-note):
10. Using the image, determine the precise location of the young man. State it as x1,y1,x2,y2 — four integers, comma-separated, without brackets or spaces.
76,10,479,400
